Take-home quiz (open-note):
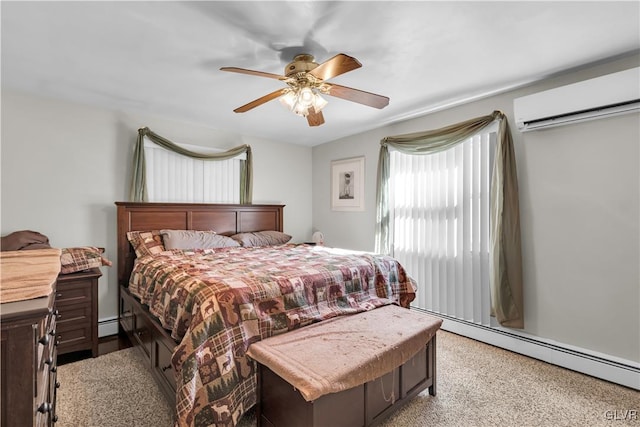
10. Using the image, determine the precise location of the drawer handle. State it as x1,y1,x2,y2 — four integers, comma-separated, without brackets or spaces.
161,364,172,372
49,329,56,336
56,381,61,389
39,335,50,346
52,415,59,423
45,357,53,365
50,366,57,373
37,402,51,413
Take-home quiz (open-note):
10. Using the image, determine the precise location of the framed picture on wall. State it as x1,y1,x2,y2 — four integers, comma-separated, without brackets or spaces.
331,156,365,211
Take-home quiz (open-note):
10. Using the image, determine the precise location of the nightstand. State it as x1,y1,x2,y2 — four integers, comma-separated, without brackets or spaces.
55,268,102,357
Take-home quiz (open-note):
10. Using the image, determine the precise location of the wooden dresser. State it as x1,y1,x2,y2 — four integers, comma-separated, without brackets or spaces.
55,268,101,357
1,290,59,427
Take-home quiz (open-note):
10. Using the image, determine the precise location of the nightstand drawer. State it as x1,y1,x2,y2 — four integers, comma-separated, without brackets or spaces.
57,323,92,353
55,281,92,306
57,304,92,329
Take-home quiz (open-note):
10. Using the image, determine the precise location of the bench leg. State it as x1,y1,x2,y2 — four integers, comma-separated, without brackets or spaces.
428,334,437,396
256,363,264,427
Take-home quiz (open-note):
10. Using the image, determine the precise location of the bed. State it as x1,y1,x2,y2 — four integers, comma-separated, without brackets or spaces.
116,202,418,427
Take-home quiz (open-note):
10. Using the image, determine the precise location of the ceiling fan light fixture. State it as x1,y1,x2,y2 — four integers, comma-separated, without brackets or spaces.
279,90,297,109
312,93,328,112
279,85,325,117
292,102,309,117
298,87,315,107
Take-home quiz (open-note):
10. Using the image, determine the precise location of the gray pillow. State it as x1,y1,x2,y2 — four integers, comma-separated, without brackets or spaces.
160,229,240,249
230,230,292,247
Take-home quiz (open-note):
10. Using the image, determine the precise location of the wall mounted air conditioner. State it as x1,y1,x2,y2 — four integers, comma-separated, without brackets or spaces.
513,67,640,132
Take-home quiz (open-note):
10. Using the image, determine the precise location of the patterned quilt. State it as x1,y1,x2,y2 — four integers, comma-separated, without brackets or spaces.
128,244,416,427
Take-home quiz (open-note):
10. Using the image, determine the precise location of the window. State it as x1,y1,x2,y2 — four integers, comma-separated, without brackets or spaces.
143,137,243,203
389,130,496,325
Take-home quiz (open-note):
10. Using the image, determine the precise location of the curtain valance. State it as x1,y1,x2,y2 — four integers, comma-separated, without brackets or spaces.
129,127,253,203
375,111,524,328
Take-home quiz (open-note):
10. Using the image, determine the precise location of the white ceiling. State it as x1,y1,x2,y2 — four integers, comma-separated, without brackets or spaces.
2,1,639,146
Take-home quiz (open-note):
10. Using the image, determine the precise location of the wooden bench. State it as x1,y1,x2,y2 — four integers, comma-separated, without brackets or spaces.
247,305,443,427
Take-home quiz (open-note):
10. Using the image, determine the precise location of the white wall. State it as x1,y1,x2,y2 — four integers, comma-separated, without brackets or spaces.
1,91,313,326
2,54,637,367
312,54,640,364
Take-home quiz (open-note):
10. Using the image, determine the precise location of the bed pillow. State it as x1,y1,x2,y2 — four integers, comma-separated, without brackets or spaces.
60,246,112,274
126,230,165,258
160,229,240,249
230,230,292,247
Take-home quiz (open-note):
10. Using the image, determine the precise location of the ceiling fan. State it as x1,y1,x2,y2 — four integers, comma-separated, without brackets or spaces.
220,53,389,127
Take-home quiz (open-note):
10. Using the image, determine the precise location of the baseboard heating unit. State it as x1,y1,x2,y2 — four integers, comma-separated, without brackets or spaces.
419,309,639,391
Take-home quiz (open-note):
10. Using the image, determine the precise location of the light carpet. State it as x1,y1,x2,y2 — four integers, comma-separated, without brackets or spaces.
57,331,639,427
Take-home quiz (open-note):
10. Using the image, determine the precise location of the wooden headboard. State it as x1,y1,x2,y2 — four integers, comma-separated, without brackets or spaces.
115,202,284,286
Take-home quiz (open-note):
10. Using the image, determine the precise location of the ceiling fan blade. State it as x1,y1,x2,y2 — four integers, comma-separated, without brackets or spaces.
221,67,286,80
308,53,362,81
326,84,390,109
233,88,287,113
306,108,325,127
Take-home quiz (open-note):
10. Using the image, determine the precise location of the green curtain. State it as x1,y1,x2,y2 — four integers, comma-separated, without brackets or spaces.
375,110,524,328
129,127,253,203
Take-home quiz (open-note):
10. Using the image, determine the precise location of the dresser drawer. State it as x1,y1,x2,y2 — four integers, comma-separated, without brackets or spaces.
36,310,56,427
36,344,56,421
37,313,56,373
49,364,60,425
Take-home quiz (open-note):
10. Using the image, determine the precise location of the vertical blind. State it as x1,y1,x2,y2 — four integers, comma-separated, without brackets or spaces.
390,131,495,325
143,137,242,203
